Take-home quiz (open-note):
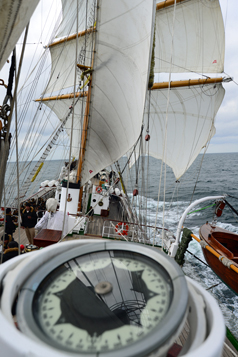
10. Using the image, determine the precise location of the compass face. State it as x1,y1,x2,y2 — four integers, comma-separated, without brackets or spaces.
30,251,172,354
17,243,188,356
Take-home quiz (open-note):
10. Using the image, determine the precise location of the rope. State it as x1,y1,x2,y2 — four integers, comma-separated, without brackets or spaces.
153,0,178,248
223,342,238,357
14,22,30,253
189,147,208,204
61,0,79,239
219,256,233,269
227,194,238,200
186,249,209,267
225,199,238,217
121,125,143,175
188,203,216,215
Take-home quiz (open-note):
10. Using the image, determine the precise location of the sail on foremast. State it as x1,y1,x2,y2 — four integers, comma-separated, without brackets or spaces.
79,0,156,186
39,0,155,187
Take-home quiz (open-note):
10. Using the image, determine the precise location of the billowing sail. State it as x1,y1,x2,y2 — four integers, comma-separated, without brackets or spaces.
43,96,86,159
45,33,93,94
139,0,226,179
56,0,95,38
80,0,155,185
45,0,95,94
155,0,225,73
144,84,225,179
0,0,39,70
42,0,155,187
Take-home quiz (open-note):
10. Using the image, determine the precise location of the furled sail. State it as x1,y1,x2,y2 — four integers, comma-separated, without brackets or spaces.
80,0,155,185
155,0,225,73
0,0,39,70
145,84,225,179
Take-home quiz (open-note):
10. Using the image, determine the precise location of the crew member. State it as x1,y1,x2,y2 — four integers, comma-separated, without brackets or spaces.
21,202,37,244
2,241,19,263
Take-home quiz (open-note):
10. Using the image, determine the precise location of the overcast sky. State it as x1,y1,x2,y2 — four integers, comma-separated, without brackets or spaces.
0,0,237,158
210,0,238,153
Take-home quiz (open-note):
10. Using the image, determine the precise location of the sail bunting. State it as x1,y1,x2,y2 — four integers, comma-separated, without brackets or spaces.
144,84,225,179
80,0,155,185
155,0,225,73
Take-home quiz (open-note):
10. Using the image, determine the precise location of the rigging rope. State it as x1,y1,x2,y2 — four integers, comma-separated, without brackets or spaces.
225,199,238,217
153,0,178,248
61,0,79,239
18,100,79,202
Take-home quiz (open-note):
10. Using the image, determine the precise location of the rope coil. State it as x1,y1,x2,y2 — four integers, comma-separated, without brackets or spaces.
199,240,207,249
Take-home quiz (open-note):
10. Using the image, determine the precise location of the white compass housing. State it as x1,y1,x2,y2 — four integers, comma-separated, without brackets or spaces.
0,240,225,357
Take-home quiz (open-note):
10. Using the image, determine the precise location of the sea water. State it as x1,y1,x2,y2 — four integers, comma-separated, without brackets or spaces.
3,152,238,338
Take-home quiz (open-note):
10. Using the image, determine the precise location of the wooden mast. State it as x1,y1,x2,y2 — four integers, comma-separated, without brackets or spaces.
76,33,96,214
76,76,92,213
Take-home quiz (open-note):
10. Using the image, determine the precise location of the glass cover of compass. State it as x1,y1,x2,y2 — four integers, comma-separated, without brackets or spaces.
17,243,188,356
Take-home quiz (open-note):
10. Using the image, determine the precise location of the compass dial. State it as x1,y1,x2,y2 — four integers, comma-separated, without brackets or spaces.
31,251,172,354
17,243,188,356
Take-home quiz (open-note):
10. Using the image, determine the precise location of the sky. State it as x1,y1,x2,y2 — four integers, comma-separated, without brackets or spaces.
209,0,238,153
0,0,238,158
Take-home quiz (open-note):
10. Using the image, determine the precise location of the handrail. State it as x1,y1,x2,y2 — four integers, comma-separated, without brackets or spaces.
169,195,226,257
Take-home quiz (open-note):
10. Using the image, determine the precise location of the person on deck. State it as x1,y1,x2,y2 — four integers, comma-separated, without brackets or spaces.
5,208,17,240
21,202,37,244
2,241,19,263
35,198,68,236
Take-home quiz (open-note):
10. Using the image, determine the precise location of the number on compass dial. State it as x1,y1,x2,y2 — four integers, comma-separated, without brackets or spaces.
33,252,172,353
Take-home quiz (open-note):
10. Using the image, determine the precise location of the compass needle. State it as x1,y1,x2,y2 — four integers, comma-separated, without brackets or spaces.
17,243,188,356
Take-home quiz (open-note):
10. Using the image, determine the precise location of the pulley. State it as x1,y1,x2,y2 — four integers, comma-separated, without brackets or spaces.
215,200,226,217
133,188,138,196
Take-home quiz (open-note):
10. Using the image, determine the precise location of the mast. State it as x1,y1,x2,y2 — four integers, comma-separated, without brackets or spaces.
75,11,97,214
76,65,94,213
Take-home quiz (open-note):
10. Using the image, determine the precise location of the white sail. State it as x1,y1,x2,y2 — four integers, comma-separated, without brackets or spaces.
0,0,39,70
45,33,93,93
144,84,225,179
80,0,155,185
43,97,86,159
56,0,95,38
155,0,225,73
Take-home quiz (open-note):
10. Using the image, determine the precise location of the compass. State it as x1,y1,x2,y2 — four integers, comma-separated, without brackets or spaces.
16,242,188,356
